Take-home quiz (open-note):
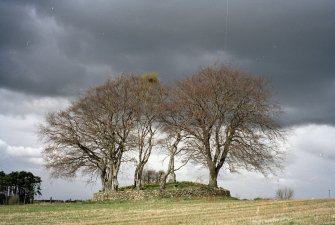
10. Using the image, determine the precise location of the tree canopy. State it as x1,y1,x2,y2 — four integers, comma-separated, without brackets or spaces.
162,65,283,187
39,65,284,191
40,74,164,191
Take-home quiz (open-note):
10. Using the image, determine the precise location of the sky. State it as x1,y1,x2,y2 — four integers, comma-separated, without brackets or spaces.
1,0,335,200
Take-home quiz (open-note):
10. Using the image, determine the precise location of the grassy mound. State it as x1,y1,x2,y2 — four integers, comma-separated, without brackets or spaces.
94,181,232,201
93,181,230,201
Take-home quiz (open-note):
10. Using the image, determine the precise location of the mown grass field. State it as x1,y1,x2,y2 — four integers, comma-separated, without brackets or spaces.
0,198,334,225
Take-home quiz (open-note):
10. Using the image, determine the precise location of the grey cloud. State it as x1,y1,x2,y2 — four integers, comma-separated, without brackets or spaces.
0,1,112,96
289,125,335,162
0,89,70,118
1,0,334,125
0,139,41,171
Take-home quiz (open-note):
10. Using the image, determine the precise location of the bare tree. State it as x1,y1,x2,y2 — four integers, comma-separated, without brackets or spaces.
141,169,165,184
155,170,165,183
159,131,189,189
39,75,139,192
141,169,156,184
131,75,164,190
162,65,283,188
276,187,294,200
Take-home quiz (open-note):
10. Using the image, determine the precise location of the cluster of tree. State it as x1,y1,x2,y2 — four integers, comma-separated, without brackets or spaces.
39,65,283,192
276,187,294,200
0,171,41,204
141,169,165,184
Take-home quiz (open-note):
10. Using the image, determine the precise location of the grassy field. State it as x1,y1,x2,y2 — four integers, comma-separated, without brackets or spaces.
0,198,334,225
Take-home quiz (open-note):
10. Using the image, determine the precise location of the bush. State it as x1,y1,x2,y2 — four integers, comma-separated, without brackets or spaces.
276,187,294,200
8,195,19,205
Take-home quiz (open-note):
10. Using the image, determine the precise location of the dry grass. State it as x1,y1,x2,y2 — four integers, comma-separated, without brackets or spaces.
0,198,334,225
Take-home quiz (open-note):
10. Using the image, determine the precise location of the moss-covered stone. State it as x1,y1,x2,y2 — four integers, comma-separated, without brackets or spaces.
93,187,230,201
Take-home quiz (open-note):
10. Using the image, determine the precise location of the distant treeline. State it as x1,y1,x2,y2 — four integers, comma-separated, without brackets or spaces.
35,199,84,203
0,171,41,205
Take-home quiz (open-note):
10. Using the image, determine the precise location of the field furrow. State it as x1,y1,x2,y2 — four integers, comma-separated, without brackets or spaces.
0,199,334,225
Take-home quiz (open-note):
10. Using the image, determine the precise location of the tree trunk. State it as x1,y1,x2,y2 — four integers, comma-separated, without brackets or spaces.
160,173,169,189
112,176,118,191
134,176,142,190
100,172,106,192
168,172,176,183
208,167,218,188
104,180,113,191
134,164,144,190
104,176,118,191
160,150,178,189
103,163,119,192
167,156,176,183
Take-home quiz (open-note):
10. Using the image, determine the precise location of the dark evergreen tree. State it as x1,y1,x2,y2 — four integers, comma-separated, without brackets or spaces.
0,171,41,204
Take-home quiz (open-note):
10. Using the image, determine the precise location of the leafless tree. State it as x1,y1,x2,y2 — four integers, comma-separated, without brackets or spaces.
276,187,294,200
141,169,165,184
39,75,140,192
155,170,165,183
141,169,156,184
130,75,164,190
159,131,190,189
162,65,284,188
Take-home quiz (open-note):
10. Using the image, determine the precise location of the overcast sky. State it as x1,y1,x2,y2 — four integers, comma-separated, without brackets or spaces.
1,0,335,200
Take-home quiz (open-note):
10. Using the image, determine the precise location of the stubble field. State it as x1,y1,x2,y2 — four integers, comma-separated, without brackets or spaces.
0,198,334,225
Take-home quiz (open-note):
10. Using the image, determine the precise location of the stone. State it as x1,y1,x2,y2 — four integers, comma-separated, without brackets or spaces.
92,188,230,201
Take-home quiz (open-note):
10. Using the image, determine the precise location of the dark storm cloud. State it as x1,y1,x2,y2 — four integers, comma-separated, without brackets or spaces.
0,0,112,96
0,0,334,125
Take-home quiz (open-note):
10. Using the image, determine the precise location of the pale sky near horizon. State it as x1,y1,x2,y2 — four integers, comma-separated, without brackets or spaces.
1,0,335,200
